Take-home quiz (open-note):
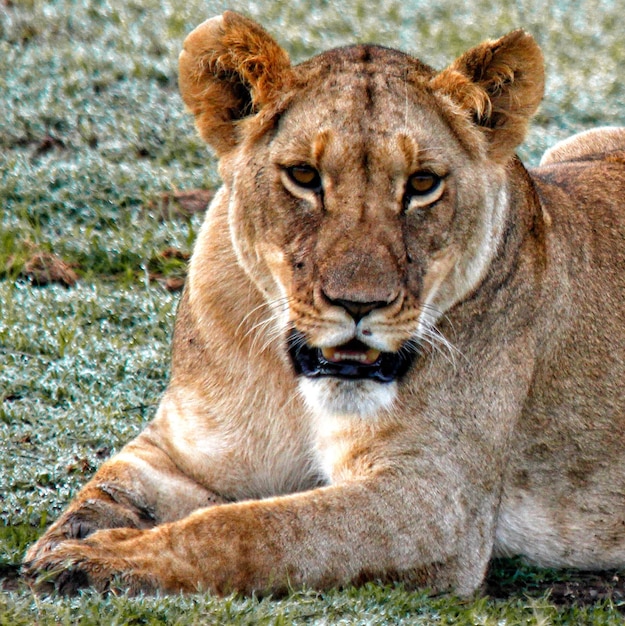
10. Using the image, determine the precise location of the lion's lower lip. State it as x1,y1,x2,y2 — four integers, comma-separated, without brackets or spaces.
287,332,418,383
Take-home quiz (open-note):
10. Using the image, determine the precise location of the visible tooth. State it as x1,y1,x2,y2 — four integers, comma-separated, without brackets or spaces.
335,350,363,362
321,347,336,361
365,349,381,363
320,347,381,364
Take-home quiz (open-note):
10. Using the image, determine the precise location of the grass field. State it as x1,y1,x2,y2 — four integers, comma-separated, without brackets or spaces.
3,0,625,622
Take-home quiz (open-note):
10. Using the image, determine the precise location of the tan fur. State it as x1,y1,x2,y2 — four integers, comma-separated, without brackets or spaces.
23,12,625,597
540,126,625,165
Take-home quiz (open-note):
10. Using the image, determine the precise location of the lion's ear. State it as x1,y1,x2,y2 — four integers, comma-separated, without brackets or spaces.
178,11,292,155
430,30,544,162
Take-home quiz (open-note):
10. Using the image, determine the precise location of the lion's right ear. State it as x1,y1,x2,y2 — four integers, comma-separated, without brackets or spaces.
178,11,292,155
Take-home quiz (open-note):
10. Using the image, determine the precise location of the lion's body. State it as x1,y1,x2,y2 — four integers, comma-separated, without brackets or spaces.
497,149,625,567
24,13,625,596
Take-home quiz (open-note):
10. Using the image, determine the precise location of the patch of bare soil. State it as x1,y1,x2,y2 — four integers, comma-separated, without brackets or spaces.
484,561,625,607
1,564,21,592
5,241,79,288
20,252,79,288
146,189,214,221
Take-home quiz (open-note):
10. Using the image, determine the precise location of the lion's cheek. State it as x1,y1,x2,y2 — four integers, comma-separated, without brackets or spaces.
254,242,293,301
418,248,460,314
225,189,283,302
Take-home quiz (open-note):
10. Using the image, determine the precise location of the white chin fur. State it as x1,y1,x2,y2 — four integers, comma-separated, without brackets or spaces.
298,377,397,417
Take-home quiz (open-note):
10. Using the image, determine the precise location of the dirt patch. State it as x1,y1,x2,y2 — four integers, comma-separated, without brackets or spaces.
1,564,22,592
146,189,214,221
20,252,79,288
484,560,625,606
5,248,79,288
546,575,625,605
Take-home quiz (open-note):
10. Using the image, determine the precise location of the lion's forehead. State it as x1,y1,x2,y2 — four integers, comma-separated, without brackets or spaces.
269,85,462,183
295,43,435,82
264,50,464,170
291,69,434,126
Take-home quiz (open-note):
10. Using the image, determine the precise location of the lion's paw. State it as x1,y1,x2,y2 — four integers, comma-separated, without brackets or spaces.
23,530,157,595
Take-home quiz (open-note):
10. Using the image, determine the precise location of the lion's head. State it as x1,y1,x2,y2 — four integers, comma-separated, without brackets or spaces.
179,12,544,416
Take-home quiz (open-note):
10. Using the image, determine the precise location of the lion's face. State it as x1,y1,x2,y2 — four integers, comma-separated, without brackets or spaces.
179,14,543,416
225,50,511,415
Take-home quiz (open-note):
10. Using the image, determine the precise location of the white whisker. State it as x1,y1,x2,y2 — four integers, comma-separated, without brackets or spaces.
235,300,273,337
235,295,294,355
416,304,468,371
257,323,289,355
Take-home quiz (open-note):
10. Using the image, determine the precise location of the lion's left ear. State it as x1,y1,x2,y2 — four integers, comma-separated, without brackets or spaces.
431,30,544,162
178,11,292,155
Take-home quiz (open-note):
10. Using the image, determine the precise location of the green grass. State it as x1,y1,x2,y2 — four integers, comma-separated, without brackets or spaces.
3,583,625,625
2,0,625,622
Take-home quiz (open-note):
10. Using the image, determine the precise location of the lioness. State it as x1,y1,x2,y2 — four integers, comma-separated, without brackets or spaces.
24,12,625,597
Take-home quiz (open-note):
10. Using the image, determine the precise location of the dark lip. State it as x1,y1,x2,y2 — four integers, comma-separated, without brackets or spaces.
287,330,419,383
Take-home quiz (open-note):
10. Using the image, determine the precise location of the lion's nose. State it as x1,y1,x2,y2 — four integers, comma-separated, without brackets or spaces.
327,298,389,322
317,244,402,321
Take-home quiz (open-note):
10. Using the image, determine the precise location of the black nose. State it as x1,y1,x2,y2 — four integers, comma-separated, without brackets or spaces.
330,299,388,322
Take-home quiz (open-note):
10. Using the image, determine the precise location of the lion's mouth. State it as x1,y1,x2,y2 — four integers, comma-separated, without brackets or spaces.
287,331,418,383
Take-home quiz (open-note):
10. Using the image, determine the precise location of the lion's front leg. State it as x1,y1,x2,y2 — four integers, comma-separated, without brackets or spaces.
24,476,498,597
24,433,227,568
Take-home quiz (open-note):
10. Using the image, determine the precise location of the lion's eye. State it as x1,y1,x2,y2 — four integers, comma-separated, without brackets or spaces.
408,172,441,195
404,171,445,210
286,165,322,191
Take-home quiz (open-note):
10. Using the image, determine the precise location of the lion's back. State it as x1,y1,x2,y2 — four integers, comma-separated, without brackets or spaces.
540,127,625,165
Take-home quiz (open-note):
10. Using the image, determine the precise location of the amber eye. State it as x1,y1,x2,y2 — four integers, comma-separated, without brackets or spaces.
404,171,445,210
286,165,322,190
407,172,441,196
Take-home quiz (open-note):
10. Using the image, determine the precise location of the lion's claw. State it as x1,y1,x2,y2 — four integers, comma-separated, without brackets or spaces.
23,546,95,595
24,531,160,596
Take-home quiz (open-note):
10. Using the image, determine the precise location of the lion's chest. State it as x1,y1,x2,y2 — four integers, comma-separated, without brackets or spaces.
310,409,388,484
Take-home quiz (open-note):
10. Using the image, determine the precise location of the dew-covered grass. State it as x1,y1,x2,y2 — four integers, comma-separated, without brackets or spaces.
2,0,625,622
0,282,176,538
